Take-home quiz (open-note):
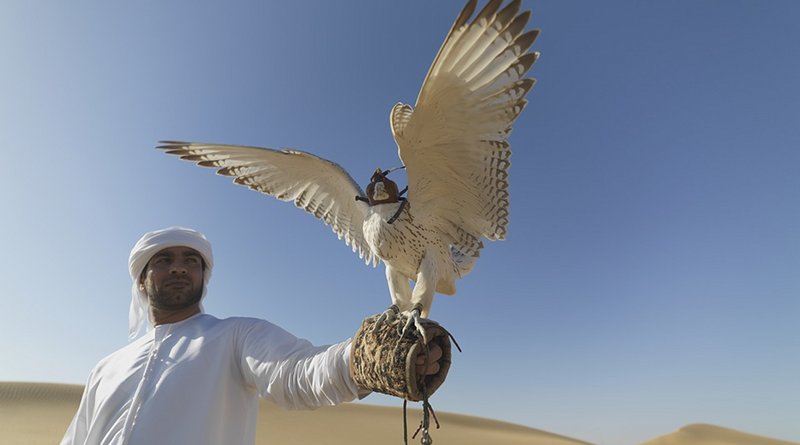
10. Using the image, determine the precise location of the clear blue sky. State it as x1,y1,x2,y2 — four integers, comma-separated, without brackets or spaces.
1,1,798,444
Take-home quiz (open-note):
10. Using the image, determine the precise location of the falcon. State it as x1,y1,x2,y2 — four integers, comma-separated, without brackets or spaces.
159,0,539,339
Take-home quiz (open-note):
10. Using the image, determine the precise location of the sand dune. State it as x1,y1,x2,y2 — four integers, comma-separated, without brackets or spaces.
0,382,590,445
2,382,796,445
0,382,81,443
640,423,799,445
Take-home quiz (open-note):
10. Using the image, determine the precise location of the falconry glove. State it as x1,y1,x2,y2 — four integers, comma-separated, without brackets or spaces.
350,314,452,402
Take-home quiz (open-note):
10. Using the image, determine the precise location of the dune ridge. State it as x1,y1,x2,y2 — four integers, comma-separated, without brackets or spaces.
0,381,83,403
640,423,799,445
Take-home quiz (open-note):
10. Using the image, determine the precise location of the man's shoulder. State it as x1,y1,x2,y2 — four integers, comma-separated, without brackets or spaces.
179,313,277,333
215,315,282,332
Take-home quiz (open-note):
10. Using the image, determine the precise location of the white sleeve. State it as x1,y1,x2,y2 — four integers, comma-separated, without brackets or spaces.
236,319,361,410
60,370,95,445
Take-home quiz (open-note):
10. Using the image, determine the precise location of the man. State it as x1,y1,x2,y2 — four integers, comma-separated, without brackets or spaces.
61,226,442,445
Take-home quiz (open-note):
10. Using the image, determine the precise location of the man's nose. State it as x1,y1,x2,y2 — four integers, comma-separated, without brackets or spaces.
170,264,188,274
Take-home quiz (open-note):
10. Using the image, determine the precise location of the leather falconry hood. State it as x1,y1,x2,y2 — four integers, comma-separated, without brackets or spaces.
366,168,401,206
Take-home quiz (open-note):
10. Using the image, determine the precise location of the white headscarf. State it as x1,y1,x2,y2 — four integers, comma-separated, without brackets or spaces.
127,227,214,340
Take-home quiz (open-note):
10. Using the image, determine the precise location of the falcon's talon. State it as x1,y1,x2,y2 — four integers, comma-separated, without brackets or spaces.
399,309,429,343
373,305,400,333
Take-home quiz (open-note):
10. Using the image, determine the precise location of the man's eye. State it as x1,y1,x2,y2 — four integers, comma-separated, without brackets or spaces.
186,257,200,265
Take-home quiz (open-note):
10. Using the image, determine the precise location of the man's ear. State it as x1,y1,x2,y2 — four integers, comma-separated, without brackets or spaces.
138,269,147,290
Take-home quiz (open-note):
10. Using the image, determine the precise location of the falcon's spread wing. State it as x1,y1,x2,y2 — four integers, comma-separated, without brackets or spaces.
158,142,378,266
392,0,538,246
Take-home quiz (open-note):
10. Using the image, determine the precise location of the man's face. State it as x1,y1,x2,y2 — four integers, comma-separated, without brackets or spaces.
139,246,205,311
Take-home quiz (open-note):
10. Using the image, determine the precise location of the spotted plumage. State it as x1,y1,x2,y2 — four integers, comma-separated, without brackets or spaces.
158,0,538,335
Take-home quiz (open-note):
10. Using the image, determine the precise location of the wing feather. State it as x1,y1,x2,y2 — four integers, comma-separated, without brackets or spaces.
158,141,378,266
393,0,538,243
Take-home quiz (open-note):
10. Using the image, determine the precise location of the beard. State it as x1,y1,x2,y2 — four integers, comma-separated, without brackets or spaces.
146,279,203,311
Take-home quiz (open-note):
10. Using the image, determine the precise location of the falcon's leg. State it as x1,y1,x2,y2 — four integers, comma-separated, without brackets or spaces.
374,264,412,332
401,253,437,343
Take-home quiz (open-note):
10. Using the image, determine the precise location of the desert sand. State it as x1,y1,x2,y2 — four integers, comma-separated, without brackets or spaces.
0,382,589,445
1,382,796,445
641,423,799,445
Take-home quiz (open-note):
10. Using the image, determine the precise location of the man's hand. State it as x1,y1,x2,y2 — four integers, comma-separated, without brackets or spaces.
415,343,443,376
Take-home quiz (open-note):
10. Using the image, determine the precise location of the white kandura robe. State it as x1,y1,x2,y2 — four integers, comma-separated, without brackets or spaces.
60,313,362,445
